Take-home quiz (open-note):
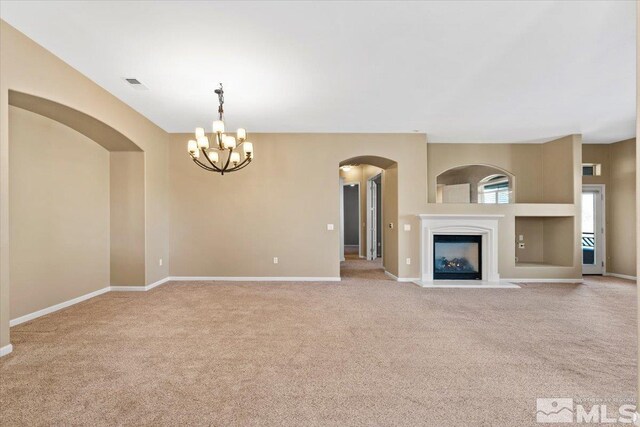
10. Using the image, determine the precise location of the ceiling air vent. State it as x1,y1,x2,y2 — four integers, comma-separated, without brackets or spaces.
123,77,148,90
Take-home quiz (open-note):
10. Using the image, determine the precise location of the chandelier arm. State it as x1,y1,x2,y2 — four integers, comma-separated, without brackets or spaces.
233,155,252,170
215,132,224,149
227,158,252,173
192,157,217,171
221,147,233,172
202,149,223,172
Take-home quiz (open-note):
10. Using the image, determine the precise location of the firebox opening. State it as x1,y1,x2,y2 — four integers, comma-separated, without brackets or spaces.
433,235,482,280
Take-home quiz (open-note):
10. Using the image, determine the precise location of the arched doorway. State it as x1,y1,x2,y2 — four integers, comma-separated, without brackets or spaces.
338,155,398,279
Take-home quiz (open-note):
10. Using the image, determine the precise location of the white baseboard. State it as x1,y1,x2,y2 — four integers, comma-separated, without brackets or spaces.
415,280,520,289
110,277,171,292
384,271,419,282
604,272,637,281
0,344,13,357
10,286,111,327
168,276,341,282
501,278,583,284
109,285,147,291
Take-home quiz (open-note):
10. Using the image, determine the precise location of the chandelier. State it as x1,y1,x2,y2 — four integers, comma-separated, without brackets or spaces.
188,83,253,175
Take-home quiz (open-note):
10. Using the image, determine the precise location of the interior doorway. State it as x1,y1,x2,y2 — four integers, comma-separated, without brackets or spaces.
340,180,361,261
582,185,605,275
366,173,382,260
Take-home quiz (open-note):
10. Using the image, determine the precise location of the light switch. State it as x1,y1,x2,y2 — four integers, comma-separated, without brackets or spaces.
327,224,334,230
159,258,163,266
404,224,411,231
406,258,411,265
273,257,279,264
518,235,524,241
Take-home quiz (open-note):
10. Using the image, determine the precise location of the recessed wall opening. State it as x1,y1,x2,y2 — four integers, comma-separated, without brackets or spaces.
338,156,398,278
436,164,514,204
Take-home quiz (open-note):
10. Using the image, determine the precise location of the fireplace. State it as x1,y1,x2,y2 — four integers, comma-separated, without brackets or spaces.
433,235,482,280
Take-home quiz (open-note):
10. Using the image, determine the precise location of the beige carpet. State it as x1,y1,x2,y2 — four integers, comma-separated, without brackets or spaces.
0,258,636,426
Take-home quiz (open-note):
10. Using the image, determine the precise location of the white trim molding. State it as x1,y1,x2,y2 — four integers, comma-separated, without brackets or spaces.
384,271,420,282
168,276,341,282
110,277,172,292
604,272,637,281
0,344,13,357
501,278,583,284
10,286,111,327
415,280,520,289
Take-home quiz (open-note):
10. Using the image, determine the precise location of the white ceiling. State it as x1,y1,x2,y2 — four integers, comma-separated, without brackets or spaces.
0,1,636,143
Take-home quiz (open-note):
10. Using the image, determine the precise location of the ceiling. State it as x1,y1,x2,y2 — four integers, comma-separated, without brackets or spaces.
0,1,636,143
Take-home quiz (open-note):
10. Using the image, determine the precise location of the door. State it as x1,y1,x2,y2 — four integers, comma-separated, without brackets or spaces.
367,179,377,261
582,185,605,275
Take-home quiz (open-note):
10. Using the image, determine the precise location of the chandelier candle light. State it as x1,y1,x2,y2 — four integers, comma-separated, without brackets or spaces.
188,83,253,175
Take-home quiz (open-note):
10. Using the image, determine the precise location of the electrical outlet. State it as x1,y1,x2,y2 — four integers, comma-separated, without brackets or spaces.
518,243,525,249
388,223,394,230
406,258,411,265
273,257,279,264
404,224,411,231
159,258,163,266
327,224,334,231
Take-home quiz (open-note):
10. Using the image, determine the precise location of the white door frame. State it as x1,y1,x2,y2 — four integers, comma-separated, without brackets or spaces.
340,180,361,261
582,184,606,275
366,173,383,261
339,177,345,262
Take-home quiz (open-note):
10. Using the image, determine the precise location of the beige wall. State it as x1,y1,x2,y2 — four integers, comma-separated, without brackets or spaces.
1,21,170,349
110,152,145,286
169,133,427,279
609,139,636,277
582,139,637,277
542,136,577,203
636,1,639,407
9,106,110,319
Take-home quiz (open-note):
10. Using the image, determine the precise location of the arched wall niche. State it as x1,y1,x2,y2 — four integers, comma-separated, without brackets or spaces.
7,92,146,322
435,163,515,204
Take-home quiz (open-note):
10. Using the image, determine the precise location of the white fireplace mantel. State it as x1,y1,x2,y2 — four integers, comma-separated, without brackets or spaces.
416,214,505,287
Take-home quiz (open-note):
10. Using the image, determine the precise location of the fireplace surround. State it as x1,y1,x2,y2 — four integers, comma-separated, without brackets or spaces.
417,214,504,285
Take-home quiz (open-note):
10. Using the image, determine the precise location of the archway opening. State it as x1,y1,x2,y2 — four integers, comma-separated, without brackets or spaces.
338,156,398,279
435,164,515,204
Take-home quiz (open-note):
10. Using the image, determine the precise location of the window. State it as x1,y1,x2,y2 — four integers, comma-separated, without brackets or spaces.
582,164,601,176
478,176,510,204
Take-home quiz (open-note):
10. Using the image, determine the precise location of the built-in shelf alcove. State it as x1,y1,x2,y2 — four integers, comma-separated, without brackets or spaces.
515,216,574,267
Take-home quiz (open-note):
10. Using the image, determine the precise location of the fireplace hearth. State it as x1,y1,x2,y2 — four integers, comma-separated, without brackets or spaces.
433,235,482,280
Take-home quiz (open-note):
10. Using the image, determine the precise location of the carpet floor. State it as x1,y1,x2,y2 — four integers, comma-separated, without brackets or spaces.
0,257,636,426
